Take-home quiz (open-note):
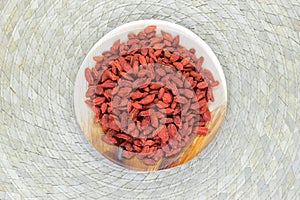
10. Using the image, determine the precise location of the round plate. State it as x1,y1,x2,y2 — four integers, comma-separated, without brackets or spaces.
74,20,227,171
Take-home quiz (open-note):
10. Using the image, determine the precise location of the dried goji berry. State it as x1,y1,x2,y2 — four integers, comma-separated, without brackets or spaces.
84,26,219,165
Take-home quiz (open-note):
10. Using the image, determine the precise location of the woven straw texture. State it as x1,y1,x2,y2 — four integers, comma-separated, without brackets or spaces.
0,0,299,199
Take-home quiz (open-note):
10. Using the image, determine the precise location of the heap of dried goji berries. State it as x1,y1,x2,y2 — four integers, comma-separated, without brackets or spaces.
84,25,219,165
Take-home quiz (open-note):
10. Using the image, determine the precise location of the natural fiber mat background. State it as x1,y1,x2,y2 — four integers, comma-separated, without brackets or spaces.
0,0,299,199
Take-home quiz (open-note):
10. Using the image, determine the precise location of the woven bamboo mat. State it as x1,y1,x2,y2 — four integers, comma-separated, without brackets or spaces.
0,0,299,199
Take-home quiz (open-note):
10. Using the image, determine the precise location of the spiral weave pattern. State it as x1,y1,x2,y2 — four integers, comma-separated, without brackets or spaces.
0,0,299,199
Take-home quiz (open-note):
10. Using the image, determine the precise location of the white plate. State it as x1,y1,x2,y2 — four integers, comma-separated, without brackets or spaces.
74,20,227,171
